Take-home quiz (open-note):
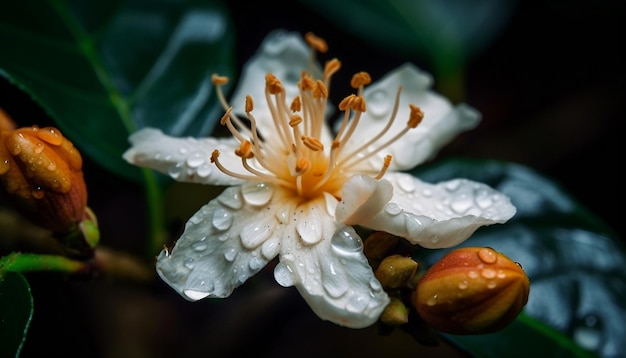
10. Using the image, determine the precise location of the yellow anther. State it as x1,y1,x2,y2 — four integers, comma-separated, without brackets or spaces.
408,104,424,128
374,155,393,180
339,94,366,112
291,96,302,112
210,149,220,163
289,114,303,127
265,73,284,94
245,95,254,113
323,58,341,78
313,80,328,99
211,74,229,85
331,140,341,149
305,32,328,53
235,140,254,159
302,136,324,151
298,72,315,91
295,157,311,173
220,107,233,125
350,72,372,88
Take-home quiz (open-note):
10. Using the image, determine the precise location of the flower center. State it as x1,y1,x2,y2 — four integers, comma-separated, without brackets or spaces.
210,32,423,200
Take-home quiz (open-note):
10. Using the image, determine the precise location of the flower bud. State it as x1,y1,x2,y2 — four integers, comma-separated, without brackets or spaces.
0,125,87,234
375,254,418,289
380,297,409,325
413,247,529,335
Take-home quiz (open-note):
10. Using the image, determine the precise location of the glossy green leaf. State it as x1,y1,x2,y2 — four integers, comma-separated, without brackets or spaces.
0,271,34,358
0,0,235,181
413,158,624,358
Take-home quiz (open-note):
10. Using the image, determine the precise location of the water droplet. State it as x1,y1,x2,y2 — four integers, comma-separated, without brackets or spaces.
573,314,603,351
0,159,10,174
9,143,21,155
475,189,494,209
404,213,423,233
486,281,497,289
249,256,265,270
421,188,432,197
397,175,415,192
191,237,208,252
346,295,368,313
46,162,56,171
481,268,496,279
223,247,237,261
218,188,243,209
478,248,497,264
37,127,63,145
445,179,462,192
274,261,296,287
451,194,473,214
468,271,478,279
497,270,507,279
186,151,206,168
241,182,273,206
330,227,363,254
168,161,184,179
212,206,233,231
34,142,44,154
240,222,273,249
178,147,188,154
275,206,290,224
31,187,44,199
426,294,438,306
297,214,322,244
196,165,212,178
370,277,383,292
321,260,347,298
184,289,210,300
365,89,391,118
458,280,468,290
384,202,402,215
183,258,195,270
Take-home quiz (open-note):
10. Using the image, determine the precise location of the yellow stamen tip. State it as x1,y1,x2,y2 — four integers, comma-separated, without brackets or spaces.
302,136,324,151
408,104,424,128
295,157,311,173
313,80,328,99
374,155,393,180
265,73,284,94
350,72,372,88
298,72,315,91
305,32,328,53
324,58,341,78
235,140,254,159
291,96,302,112
220,107,233,125
210,150,220,163
289,114,303,127
245,95,254,113
212,74,229,85
339,94,366,112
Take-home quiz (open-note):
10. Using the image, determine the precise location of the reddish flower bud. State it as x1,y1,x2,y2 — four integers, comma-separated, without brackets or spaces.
413,247,530,335
0,125,87,234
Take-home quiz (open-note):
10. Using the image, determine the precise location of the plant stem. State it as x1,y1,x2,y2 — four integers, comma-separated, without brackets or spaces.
0,252,88,276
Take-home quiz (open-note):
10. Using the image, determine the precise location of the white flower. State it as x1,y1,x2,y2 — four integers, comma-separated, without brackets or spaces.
123,30,516,329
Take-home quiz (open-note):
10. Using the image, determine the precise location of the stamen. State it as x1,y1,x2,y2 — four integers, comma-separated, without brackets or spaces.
289,114,303,127
305,32,328,53
235,140,254,159
266,73,284,94
298,72,315,91
245,95,254,113
295,157,311,173
313,80,328,99
211,74,228,85
291,96,301,112
408,104,424,128
211,150,293,187
219,107,247,143
373,155,392,180
301,136,324,151
351,71,372,96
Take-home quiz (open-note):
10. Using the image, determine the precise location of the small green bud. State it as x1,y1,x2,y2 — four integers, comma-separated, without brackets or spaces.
375,254,418,289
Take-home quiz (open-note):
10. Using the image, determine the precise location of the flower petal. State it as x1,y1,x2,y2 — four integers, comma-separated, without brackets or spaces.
338,173,516,248
274,195,389,328
156,182,294,300
341,63,481,171
123,127,243,186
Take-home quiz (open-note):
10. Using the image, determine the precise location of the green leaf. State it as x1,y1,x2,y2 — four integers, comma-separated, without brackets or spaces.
0,0,235,181
0,271,34,358
413,158,624,358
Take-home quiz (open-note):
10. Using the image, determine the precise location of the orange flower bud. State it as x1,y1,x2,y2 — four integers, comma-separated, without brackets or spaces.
0,125,87,234
413,247,529,335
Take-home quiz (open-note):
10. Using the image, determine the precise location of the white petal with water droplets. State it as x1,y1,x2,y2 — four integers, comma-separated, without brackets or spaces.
276,196,389,328
123,128,244,186
340,63,481,172
156,185,295,300
337,173,516,248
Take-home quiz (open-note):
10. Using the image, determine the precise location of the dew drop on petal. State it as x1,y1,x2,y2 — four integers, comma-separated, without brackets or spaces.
297,218,322,245
451,194,473,214
426,294,438,306
186,151,206,168
330,227,363,254
384,202,402,216
240,222,273,249
196,165,212,178
458,280,468,290
261,237,280,260
468,271,478,279
34,142,44,154
397,175,416,193
370,277,383,292
31,187,44,199
249,256,265,270
46,162,56,171
421,188,432,197
0,159,10,174
445,179,462,192
486,281,497,289
212,206,233,231
218,189,243,210
275,206,290,224
223,247,237,262
346,295,368,313
183,290,210,300
478,247,497,264
241,182,273,206
183,257,194,270
168,161,184,179
365,89,391,118
274,261,296,287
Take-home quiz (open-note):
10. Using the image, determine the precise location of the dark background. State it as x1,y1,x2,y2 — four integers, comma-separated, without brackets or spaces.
1,1,624,357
